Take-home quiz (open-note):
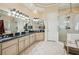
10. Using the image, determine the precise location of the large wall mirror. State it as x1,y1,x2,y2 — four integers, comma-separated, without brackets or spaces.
0,9,45,35
27,18,45,31
0,9,30,34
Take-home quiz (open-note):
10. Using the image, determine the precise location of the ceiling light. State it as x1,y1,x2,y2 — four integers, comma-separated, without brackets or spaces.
33,9,37,14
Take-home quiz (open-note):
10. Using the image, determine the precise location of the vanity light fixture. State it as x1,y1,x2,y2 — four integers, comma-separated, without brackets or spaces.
22,13,25,19
21,13,25,20
8,8,30,20
19,12,23,17
15,10,19,17
11,8,16,17
8,11,11,16
33,17,39,22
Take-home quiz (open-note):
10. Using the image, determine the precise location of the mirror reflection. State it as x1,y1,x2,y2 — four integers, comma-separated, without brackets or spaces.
0,9,45,35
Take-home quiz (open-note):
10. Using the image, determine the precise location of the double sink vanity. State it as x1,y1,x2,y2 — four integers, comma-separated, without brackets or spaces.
0,9,45,55
0,31,44,55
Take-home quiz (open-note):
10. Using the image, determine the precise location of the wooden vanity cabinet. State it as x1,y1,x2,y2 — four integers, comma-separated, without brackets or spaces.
0,32,44,55
36,32,44,41
30,34,35,45
0,43,1,55
18,37,25,53
25,35,29,48
32,34,35,43
2,39,18,55
18,35,30,53
29,34,33,45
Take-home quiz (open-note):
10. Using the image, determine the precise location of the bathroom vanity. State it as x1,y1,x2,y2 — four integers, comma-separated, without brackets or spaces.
0,9,45,55
0,31,44,55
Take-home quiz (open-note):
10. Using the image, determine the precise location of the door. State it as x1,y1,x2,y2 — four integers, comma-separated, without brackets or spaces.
46,13,58,42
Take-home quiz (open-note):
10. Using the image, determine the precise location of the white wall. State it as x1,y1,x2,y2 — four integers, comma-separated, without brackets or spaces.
45,12,58,42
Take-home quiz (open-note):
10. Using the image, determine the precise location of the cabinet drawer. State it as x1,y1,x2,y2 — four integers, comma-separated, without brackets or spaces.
2,39,18,49
19,37,25,41
36,33,44,36
36,35,44,37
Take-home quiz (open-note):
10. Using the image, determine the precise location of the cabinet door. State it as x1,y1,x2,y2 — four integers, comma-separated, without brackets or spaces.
30,34,35,45
0,43,1,55
39,33,44,40
25,36,29,48
30,36,33,45
19,40,25,52
36,33,44,41
2,39,18,49
32,34,35,43
2,44,18,55
36,33,40,41
30,34,35,43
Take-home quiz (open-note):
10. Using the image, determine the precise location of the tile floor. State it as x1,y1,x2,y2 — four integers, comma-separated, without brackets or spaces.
20,41,66,55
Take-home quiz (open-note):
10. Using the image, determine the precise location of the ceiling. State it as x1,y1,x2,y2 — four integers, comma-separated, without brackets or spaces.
24,3,58,14
57,3,79,9
34,3,79,8
23,3,79,18
24,3,79,13
0,3,78,18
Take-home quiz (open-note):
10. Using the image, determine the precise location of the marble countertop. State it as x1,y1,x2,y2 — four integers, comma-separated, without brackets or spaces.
0,33,29,43
0,31,44,43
